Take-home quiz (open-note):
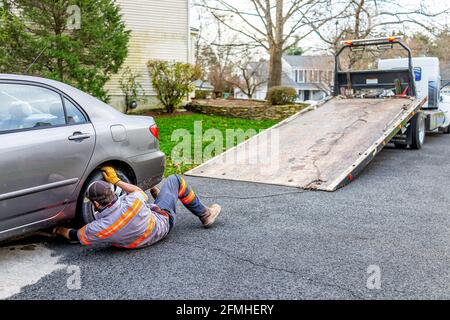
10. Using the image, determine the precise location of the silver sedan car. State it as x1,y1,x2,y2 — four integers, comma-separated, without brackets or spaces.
0,74,166,242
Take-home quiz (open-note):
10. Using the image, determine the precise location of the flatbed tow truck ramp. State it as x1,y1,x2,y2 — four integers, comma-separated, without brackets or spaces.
187,37,432,191
187,97,425,191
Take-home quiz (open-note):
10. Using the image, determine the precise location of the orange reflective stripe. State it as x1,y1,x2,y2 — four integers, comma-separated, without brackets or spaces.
97,200,142,239
79,226,91,245
139,191,149,202
178,178,187,197
125,215,156,249
96,199,142,239
180,190,195,205
181,190,196,204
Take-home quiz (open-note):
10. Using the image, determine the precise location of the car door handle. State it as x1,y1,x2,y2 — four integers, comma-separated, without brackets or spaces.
68,132,91,141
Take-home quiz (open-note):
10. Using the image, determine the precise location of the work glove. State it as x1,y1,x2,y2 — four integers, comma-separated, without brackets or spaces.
101,166,121,185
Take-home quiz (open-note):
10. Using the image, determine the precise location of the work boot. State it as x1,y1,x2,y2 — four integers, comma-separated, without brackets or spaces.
199,204,221,228
150,186,160,200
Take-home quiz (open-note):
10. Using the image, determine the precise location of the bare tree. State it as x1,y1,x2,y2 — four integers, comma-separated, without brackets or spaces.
229,59,267,99
205,42,236,94
311,0,450,53
197,0,346,91
194,13,243,94
432,29,450,65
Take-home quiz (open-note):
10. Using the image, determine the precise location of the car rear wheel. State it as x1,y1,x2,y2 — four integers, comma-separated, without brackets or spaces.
76,168,132,226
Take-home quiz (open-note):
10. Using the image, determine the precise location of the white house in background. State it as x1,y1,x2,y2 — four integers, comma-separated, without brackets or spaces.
442,82,450,96
234,55,335,102
105,0,194,111
441,67,450,96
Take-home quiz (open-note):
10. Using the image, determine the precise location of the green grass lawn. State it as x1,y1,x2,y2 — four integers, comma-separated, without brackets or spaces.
155,114,278,176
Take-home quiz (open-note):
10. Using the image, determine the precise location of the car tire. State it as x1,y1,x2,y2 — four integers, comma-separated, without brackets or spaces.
410,113,426,150
76,168,132,226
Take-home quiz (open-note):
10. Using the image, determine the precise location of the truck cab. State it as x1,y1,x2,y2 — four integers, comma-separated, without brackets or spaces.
379,57,450,133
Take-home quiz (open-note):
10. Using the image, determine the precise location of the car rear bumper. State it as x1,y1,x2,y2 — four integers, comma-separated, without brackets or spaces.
128,150,166,191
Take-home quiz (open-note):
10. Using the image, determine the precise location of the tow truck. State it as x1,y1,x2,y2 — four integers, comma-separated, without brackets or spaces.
378,56,450,138
187,37,450,191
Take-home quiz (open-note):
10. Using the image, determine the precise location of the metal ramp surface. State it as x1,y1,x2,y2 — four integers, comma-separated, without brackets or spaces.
186,97,425,191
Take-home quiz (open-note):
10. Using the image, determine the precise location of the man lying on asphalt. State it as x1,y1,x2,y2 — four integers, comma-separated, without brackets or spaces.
54,167,221,249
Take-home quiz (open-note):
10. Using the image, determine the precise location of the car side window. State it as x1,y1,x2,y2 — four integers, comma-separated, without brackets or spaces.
64,97,87,125
0,83,66,133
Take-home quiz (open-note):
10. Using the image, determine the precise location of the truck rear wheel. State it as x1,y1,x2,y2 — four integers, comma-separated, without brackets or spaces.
410,113,425,150
394,144,408,149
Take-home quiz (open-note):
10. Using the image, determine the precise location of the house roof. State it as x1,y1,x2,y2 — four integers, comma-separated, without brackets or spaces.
281,71,297,87
283,55,334,70
234,56,334,94
245,61,297,87
194,80,214,90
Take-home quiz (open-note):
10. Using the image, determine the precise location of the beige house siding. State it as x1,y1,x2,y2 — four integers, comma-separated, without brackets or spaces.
106,0,191,110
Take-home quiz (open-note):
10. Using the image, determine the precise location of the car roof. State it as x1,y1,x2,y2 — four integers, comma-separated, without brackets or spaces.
0,73,89,97
0,73,123,121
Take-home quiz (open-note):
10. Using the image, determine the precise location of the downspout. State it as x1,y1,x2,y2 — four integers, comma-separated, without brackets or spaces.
187,0,193,103
187,0,192,64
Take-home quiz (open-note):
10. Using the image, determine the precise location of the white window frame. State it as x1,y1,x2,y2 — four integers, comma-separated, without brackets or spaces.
295,69,305,83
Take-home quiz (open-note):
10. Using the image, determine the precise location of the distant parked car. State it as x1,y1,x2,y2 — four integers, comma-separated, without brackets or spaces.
0,74,165,242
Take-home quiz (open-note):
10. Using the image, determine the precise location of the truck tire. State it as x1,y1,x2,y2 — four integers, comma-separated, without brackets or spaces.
444,125,450,134
410,113,426,150
75,168,132,227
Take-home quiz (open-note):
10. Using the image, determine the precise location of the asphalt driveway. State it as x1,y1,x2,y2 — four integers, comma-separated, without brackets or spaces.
2,134,450,299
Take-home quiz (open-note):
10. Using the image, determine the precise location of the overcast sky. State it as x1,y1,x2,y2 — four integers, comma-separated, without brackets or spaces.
191,0,450,54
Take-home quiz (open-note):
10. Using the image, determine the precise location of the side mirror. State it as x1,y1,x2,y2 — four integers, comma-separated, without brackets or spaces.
128,100,138,110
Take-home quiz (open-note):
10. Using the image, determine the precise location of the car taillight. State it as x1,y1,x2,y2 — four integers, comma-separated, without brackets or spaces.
150,124,159,140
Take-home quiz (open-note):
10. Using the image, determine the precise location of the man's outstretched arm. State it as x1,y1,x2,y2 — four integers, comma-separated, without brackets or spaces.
116,180,144,195
54,226,79,242
54,224,104,246
102,166,145,195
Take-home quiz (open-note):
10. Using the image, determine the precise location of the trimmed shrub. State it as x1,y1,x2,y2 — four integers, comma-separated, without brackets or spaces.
147,60,202,113
195,90,213,99
267,86,298,105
